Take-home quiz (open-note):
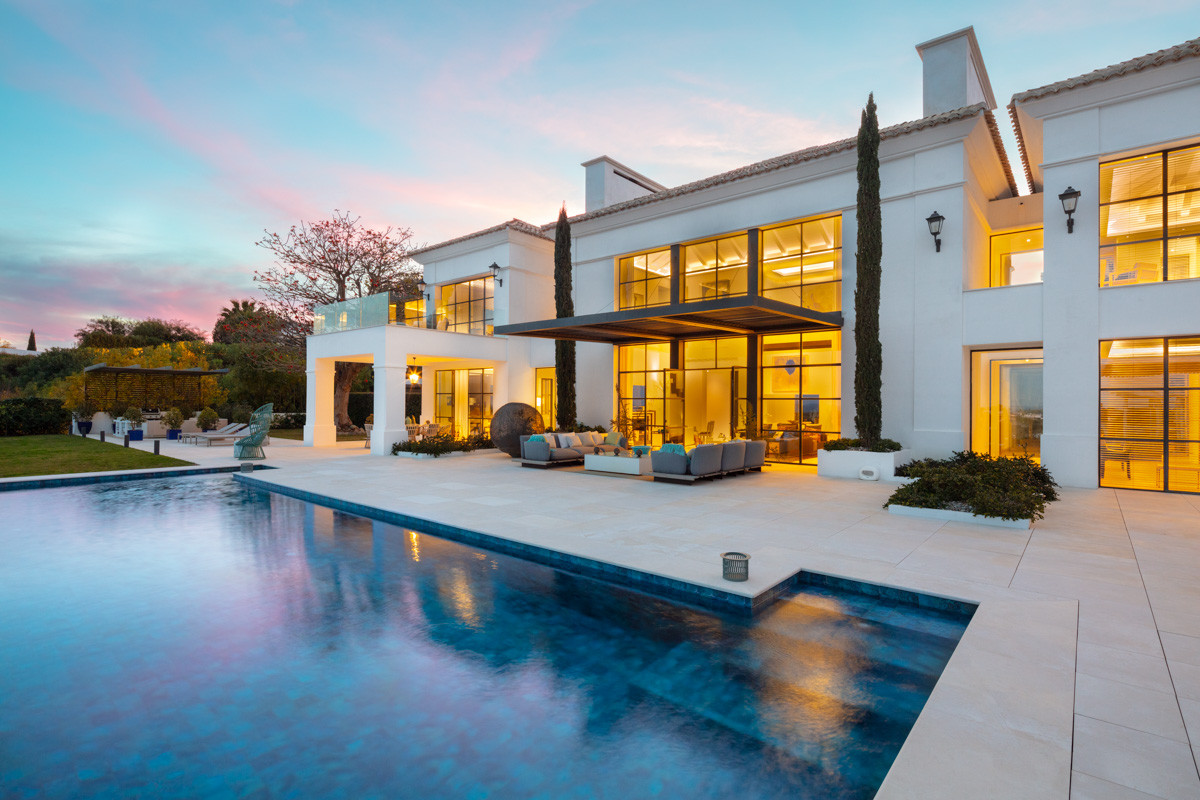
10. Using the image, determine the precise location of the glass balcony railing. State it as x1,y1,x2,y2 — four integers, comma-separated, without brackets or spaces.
312,292,426,335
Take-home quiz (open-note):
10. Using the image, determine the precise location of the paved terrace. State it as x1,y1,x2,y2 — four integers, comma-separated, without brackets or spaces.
13,438,1200,799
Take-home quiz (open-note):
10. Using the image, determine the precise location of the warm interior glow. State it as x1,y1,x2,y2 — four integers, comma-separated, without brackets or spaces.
761,216,842,311
1100,335,1200,493
970,349,1043,461
1100,144,1200,286
989,228,1044,287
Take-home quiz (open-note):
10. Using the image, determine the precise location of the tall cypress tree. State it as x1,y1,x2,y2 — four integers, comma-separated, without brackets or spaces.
26,329,36,351
853,93,883,447
553,205,577,429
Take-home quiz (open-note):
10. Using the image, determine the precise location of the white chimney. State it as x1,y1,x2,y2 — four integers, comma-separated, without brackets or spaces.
582,156,666,213
915,26,997,116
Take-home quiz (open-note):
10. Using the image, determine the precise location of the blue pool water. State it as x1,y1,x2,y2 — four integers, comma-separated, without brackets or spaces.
0,477,971,799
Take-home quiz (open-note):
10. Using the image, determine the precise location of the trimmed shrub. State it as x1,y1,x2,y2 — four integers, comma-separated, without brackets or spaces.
197,407,219,431
0,397,72,436
271,412,306,429
823,437,902,452
391,433,493,457
887,451,1059,521
122,407,144,424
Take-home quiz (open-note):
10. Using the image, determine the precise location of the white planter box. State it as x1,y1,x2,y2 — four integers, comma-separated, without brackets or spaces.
394,448,500,460
817,448,910,480
888,503,1032,529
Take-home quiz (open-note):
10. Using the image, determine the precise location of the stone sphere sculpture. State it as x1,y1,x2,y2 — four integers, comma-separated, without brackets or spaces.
490,402,545,457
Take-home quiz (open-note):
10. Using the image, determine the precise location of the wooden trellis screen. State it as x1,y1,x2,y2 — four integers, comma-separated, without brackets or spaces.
82,364,230,412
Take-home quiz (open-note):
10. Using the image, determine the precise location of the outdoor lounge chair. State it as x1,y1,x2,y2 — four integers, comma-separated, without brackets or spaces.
234,403,273,460
182,422,242,444
192,423,249,446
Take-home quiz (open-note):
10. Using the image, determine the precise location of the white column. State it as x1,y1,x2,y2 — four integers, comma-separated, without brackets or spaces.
304,358,337,447
372,360,409,456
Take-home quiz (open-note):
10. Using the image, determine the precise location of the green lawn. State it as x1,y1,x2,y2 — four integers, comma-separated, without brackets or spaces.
270,428,366,442
0,435,195,478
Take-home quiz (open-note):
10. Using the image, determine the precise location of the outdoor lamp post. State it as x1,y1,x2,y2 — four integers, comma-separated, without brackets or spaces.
489,262,503,287
1059,187,1081,233
926,211,945,253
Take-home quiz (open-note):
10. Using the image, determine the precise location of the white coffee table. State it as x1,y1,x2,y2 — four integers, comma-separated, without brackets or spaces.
584,453,651,475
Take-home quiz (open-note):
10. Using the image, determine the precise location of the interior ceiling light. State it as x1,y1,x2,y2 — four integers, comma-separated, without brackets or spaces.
773,261,834,276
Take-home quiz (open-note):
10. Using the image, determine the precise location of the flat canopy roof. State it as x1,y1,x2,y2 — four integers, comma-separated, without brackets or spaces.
495,297,841,344
83,363,230,376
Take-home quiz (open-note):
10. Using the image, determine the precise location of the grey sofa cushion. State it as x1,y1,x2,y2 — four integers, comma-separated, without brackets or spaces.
688,444,724,477
743,440,767,469
721,441,747,473
650,450,688,475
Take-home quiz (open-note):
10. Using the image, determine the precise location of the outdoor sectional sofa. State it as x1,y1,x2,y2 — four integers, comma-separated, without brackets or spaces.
518,431,629,468
649,440,767,484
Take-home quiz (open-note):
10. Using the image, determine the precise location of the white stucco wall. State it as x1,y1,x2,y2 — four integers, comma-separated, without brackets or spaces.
1025,67,1200,487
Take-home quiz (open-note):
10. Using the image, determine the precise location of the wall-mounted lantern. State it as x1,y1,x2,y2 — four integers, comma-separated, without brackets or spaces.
926,211,945,253
489,262,503,287
1058,187,1081,233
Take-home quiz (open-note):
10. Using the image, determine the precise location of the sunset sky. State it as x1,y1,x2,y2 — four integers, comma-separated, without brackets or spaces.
1,0,1196,348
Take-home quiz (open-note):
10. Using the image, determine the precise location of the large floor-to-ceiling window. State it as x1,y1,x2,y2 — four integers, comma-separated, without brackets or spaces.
970,349,1044,460
680,337,749,445
760,330,841,464
436,277,494,334
617,248,671,310
1100,337,1200,493
616,343,676,448
760,216,842,311
682,233,749,301
435,368,494,436
534,367,556,428
1099,144,1200,287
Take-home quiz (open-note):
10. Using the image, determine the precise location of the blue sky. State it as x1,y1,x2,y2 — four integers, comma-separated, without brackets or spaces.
1,0,1196,347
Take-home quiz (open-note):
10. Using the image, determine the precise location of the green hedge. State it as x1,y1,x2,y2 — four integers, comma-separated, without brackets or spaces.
823,437,902,452
0,398,72,436
887,451,1059,521
391,433,493,457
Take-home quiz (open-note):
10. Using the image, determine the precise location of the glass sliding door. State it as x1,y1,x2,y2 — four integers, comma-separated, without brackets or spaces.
434,368,494,437
760,330,842,464
1100,337,1200,492
970,350,1044,461
534,367,555,429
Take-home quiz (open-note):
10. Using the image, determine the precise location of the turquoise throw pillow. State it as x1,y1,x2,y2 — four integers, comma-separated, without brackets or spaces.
662,444,687,456
528,434,546,443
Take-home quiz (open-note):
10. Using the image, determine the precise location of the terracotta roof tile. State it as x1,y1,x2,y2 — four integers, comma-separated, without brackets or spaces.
984,109,1020,197
1011,37,1200,105
411,218,551,258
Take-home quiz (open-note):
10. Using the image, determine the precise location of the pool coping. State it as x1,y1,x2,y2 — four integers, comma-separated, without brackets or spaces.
0,464,274,492
232,471,977,619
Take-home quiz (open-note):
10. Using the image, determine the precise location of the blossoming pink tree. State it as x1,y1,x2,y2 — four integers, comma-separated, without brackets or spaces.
251,211,422,430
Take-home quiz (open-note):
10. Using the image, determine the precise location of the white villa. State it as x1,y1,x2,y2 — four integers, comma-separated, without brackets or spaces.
304,27,1200,495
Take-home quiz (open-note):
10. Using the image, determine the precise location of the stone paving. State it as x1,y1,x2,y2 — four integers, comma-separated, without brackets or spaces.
13,436,1200,799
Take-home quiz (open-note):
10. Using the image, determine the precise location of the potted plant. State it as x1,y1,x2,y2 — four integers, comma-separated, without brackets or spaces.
74,401,95,435
197,407,219,432
163,407,185,440
364,414,374,433
123,406,145,440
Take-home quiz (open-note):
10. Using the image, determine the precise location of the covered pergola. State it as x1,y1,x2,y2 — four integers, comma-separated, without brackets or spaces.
82,363,230,411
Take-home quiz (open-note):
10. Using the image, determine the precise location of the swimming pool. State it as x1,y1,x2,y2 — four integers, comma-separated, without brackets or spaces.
0,476,971,799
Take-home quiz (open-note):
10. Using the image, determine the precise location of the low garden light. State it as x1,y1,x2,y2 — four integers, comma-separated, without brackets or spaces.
489,262,503,287
925,211,945,253
1059,187,1081,233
